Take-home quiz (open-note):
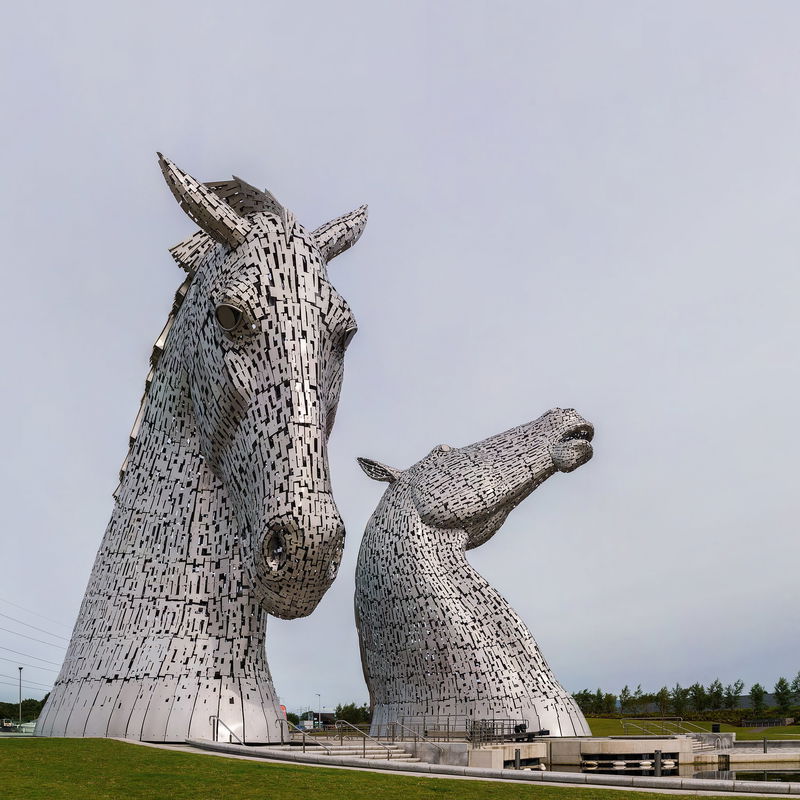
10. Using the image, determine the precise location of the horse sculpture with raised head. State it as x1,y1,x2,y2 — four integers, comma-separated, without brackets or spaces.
36,155,367,742
355,408,594,738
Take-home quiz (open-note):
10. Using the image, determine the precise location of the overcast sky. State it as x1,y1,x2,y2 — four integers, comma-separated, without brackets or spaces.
1,1,798,712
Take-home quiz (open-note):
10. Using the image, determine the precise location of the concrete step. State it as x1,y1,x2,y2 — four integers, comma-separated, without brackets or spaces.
312,746,419,761
325,754,421,762
319,747,406,755
314,744,401,751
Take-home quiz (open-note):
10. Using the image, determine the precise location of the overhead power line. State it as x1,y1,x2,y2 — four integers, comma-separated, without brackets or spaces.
0,673,52,690
0,597,71,630
0,612,69,641
0,656,59,673
0,646,62,667
0,679,51,692
0,627,67,649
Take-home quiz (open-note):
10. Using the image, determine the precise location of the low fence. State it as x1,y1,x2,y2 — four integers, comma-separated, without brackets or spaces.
368,717,534,747
740,717,795,728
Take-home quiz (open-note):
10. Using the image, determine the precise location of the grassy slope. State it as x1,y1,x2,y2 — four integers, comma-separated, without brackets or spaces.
0,738,740,800
587,717,800,740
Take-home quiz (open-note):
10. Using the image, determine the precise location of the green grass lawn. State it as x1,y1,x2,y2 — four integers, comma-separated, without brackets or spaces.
0,738,741,800
586,717,800,740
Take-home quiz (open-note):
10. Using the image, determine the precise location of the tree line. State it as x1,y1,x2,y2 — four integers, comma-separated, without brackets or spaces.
0,694,48,724
573,672,800,718
286,702,371,726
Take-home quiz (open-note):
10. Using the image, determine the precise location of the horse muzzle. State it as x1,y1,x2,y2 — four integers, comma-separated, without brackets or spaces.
254,515,346,619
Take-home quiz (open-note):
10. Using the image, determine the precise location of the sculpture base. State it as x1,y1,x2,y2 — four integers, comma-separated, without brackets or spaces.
35,675,283,743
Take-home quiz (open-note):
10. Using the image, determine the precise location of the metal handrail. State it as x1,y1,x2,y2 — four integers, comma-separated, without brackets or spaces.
335,719,394,759
209,715,244,745
389,720,444,754
282,719,334,754
274,717,285,745
621,719,661,736
621,717,711,736
712,735,729,751
675,719,712,734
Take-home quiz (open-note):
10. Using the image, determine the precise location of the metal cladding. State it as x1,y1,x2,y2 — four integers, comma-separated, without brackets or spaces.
35,155,367,743
355,409,595,737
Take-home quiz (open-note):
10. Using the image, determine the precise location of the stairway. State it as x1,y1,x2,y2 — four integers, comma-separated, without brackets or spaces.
688,735,717,752
304,740,420,761
186,737,427,767
276,740,422,762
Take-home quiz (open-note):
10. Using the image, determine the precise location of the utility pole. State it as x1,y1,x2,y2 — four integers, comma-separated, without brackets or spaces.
18,667,22,726
315,693,321,729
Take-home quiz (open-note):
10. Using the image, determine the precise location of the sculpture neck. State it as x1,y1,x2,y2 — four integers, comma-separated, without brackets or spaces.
362,486,478,586
39,349,283,742
64,357,268,681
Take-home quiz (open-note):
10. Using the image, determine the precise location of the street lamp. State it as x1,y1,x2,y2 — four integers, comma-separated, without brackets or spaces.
18,667,22,726
315,693,321,729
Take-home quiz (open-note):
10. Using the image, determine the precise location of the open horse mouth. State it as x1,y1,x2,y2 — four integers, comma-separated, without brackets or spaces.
560,423,594,443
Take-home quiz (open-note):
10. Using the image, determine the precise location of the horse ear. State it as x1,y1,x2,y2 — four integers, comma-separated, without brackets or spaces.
158,153,252,248
312,205,368,262
357,457,400,483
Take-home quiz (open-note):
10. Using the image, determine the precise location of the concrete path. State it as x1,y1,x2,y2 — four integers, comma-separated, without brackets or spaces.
119,739,799,797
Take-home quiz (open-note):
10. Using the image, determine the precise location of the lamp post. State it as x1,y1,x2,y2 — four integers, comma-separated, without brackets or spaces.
18,667,22,726
315,693,321,729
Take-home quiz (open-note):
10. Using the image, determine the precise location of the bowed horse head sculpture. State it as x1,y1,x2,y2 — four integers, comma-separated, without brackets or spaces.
355,408,594,737
159,154,367,618
37,155,366,742
358,407,593,548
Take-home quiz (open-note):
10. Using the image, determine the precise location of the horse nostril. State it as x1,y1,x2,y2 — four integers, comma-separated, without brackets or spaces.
262,528,287,572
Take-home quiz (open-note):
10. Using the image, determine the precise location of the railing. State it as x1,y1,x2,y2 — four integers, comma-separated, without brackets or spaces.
373,716,465,741
280,719,334,754
373,714,528,743
335,719,395,759
620,719,664,737
621,717,714,736
209,715,244,745
619,718,733,751
711,735,730,751
467,719,530,748
742,717,796,728
388,720,444,756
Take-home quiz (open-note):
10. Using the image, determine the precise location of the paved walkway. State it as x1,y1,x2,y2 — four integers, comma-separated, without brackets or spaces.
122,739,798,798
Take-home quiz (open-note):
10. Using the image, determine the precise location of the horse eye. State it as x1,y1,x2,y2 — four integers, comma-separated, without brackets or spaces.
215,304,245,332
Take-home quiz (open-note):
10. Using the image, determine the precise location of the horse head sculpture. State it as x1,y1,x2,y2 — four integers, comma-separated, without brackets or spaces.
156,155,365,618
355,408,594,737
358,408,593,547
37,156,367,742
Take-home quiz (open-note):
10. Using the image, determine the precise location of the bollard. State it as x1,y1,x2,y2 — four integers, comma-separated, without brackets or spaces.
763,737,768,754
514,749,521,770
654,749,662,777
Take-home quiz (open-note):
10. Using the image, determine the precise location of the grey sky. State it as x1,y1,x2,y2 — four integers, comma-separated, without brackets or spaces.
1,1,798,711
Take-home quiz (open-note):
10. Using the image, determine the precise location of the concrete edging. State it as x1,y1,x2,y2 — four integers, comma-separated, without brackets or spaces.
185,739,800,794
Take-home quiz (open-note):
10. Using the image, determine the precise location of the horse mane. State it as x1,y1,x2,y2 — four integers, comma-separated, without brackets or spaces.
117,178,282,483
